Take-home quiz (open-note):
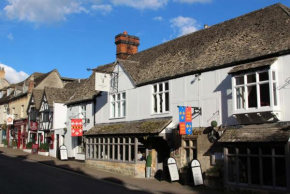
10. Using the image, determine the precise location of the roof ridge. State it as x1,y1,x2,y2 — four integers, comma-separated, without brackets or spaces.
128,3,284,59
277,3,290,17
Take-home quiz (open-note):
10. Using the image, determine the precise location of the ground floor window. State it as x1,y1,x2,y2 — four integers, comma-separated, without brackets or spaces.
77,136,85,154
183,138,197,163
225,145,287,189
86,136,145,163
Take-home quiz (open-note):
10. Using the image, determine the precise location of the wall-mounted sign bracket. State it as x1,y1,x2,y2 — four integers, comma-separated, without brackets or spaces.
110,72,118,93
177,106,202,115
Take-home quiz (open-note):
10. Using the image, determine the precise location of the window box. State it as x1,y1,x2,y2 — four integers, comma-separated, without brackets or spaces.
232,66,279,115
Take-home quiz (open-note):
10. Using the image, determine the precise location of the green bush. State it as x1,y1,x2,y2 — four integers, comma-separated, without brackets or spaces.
26,142,33,149
2,139,7,146
39,143,49,152
146,154,152,167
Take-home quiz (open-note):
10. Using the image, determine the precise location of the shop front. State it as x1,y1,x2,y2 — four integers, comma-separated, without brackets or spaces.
84,117,172,178
14,119,28,149
219,123,290,193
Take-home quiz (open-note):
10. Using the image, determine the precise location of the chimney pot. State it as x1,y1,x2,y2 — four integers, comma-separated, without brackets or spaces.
115,31,140,60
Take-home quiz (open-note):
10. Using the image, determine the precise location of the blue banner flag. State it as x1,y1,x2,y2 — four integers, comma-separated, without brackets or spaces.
179,106,185,122
179,106,186,135
185,121,193,135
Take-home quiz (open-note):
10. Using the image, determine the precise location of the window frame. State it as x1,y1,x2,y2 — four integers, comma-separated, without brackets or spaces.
152,81,170,114
86,136,138,163
110,92,126,119
232,67,279,114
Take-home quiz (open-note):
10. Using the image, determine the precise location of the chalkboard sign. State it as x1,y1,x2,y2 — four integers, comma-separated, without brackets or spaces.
167,157,179,182
60,145,68,160
32,144,39,154
191,160,203,186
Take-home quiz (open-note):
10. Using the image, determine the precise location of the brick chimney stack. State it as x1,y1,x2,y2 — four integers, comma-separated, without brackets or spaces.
115,31,140,60
28,75,35,93
0,67,5,79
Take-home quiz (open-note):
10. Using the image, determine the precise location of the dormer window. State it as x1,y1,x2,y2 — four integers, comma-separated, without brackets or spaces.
7,88,11,96
0,91,2,98
232,68,278,114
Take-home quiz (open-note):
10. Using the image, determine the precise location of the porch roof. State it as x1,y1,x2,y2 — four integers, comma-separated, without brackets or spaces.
218,122,290,143
84,117,172,136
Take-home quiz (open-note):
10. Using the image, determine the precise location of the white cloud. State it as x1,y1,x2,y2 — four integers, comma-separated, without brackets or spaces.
110,0,168,10
0,63,29,83
170,16,200,36
7,33,13,40
173,0,211,3
91,4,112,14
4,0,89,24
153,16,163,21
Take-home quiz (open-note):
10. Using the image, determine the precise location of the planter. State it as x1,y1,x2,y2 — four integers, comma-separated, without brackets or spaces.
23,149,32,153
13,146,17,149
38,152,49,156
146,167,151,178
0,143,4,147
206,172,220,178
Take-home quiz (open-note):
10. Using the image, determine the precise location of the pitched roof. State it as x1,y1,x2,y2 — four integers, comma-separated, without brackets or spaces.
218,123,290,143
44,87,75,106
228,57,277,74
85,117,172,135
114,3,290,86
31,89,44,110
63,79,86,89
93,62,115,73
65,72,100,105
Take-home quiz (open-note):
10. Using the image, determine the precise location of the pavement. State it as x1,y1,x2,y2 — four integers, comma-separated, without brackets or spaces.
0,147,224,194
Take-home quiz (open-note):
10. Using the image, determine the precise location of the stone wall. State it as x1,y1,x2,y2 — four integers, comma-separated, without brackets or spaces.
85,160,146,178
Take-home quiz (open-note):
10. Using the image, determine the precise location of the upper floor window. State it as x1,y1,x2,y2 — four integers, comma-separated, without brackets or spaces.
111,92,126,118
30,107,37,122
42,111,49,122
21,105,24,118
80,105,86,118
233,69,278,111
152,82,169,114
0,91,3,98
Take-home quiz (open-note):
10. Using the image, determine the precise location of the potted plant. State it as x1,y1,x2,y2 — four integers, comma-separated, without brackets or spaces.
38,143,49,156
23,142,33,153
146,153,152,178
2,139,7,147
12,139,17,149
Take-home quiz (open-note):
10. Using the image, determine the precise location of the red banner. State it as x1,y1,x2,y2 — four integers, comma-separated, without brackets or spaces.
30,121,38,130
71,119,83,137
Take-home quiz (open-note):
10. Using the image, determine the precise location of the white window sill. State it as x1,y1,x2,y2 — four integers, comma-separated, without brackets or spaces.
109,117,126,120
233,107,280,115
151,112,170,116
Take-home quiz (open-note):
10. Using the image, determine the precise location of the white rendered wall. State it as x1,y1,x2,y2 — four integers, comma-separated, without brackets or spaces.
66,102,94,159
95,62,238,128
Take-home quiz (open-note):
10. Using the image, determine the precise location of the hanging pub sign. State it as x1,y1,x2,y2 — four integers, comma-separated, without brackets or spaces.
30,121,38,130
6,115,14,125
167,157,179,182
71,119,83,137
191,159,204,186
178,106,193,135
95,72,111,92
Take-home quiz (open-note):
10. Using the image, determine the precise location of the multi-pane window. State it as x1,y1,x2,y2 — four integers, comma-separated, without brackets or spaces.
30,107,37,122
225,146,286,188
86,136,136,163
111,92,126,118
43,111,49,122
183,139,197,163
80,105,86,118
152,82,169,114
233,69,278,110
77,136,85,154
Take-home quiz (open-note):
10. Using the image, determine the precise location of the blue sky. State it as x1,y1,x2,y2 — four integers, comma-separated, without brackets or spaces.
0,0,290,83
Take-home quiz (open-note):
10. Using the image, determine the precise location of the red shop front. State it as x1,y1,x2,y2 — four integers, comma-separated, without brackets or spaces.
14,119,28,149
